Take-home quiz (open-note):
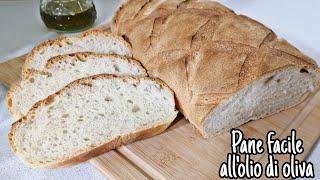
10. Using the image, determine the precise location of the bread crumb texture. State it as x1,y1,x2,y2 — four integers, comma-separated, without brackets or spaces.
23,30,132,77
10,76,177,167
8,53,146,119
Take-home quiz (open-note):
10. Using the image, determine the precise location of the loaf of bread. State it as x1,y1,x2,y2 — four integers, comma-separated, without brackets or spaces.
7,52,147,119
112,0,320,137
9,75,177,168
22,30,132,79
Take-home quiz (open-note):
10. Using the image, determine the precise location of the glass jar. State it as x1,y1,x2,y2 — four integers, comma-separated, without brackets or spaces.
40,0,97,32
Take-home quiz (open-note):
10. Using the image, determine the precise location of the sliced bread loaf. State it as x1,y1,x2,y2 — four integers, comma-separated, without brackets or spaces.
9,75,177,168
7,52,147,119
22,29,132,79
113,0,320,137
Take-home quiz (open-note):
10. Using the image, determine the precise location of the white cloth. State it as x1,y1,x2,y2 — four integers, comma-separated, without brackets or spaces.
0,82,6,100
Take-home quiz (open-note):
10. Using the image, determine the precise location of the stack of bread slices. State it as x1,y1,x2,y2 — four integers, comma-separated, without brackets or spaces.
7,29,178,168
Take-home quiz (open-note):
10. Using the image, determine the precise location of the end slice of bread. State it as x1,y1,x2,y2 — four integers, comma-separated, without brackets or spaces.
7,52,147,119
22,29,132,79
9,75,177,168
202,67,320,137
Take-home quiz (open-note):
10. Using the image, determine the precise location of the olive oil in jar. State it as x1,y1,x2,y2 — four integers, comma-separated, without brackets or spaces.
40,0,97,32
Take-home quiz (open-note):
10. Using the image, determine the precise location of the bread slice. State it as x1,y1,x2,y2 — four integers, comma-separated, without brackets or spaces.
113,0,320,137
203,67,320,136
22,29,132,79
7,52,147,119
9,75,177,168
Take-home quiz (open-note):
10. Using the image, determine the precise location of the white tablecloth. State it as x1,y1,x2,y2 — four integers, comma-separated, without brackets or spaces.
0,0,319,179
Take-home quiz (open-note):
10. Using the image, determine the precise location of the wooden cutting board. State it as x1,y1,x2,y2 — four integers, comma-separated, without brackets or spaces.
1,56,319,179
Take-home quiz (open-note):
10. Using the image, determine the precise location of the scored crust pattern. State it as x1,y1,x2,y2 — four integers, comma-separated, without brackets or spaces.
112,0,317,131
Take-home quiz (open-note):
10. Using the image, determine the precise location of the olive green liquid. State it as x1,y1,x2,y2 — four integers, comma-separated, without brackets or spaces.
40,1,97,32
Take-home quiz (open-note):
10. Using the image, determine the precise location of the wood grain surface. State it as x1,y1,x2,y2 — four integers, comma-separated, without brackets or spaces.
1,54,318,180
0,55,25,87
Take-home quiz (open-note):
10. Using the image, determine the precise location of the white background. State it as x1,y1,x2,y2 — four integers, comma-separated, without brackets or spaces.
0,0,319,179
